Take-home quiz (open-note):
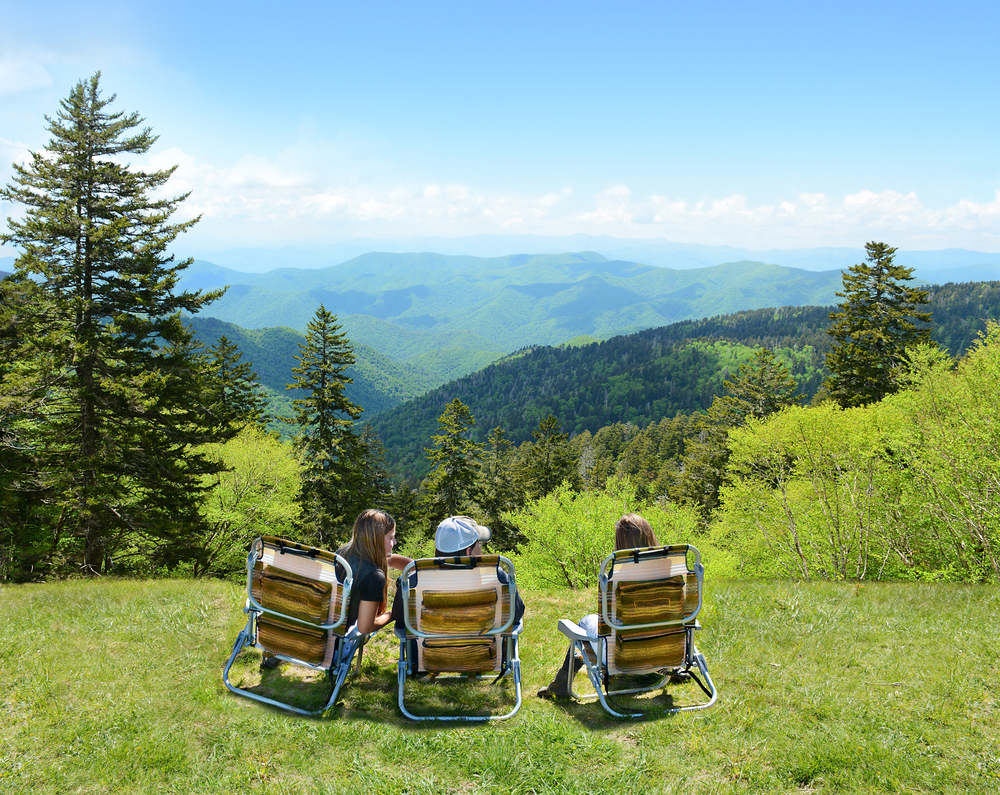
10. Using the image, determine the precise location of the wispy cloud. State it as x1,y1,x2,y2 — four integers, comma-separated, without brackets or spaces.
0,57,52,96
28,145,996,253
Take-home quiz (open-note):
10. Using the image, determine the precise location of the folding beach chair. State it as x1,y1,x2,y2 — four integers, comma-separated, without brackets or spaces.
395,554,523,721
223,536,363,715
557,544,717,718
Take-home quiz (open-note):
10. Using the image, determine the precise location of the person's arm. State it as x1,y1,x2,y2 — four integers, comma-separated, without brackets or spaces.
388,553,413,571
356,599,393,634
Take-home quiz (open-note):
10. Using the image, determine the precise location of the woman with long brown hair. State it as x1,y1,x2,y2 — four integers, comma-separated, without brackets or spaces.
337,509,412,634
537,513,659,699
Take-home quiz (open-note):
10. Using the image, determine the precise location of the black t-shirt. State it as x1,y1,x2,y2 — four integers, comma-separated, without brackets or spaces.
336,547,386,629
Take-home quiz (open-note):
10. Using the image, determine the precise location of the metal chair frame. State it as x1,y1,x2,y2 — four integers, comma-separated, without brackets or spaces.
395,554,523,721
223,536,364,716
557,544,718,718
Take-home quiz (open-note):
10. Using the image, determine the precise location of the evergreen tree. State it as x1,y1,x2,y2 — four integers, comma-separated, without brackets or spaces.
475,426,526,551
354,424,392,514
422,398,483,525
383,481,421,549
0,276,63,580
719,348,802,424
672,349,802,519
287,304,364,546
0,73,224,575
825,241,932,407
523,413,579,499
205,335,269,429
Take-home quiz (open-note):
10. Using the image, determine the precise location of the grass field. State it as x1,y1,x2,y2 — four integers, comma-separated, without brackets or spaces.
2,577,998,794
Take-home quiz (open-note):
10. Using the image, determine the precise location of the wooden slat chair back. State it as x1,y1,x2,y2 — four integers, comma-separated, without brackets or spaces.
557,543,717,718
596,545,701,676
405,555,512,673
250,537,348,667
396,555,523,721
223,537,360,716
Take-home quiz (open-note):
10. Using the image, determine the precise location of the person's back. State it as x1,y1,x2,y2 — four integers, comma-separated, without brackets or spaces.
537,513,658,698
390,515,524,635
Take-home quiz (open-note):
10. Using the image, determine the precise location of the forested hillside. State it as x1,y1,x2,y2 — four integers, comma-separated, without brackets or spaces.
369,280,1000,480
185,316,438,418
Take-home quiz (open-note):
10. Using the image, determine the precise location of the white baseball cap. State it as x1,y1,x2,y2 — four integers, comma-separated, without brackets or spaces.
435,516,492,555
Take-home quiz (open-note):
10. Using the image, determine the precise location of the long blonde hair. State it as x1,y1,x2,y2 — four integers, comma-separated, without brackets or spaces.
614,513,658,551
342,509,394,610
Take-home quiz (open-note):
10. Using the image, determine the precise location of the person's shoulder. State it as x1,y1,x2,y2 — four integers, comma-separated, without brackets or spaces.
359,565,386,584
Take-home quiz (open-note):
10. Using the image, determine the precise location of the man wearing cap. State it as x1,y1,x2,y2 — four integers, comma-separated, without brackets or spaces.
389,515,525,627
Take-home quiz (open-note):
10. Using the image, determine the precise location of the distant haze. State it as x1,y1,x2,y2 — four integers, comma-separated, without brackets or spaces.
176,237,1000,284
6,239,1000,287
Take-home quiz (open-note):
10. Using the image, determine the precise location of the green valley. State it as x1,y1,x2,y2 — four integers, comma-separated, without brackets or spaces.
179,251,847,384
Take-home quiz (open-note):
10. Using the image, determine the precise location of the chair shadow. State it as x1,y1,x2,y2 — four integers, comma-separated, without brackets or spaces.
226,650,521,728
552,673,687,728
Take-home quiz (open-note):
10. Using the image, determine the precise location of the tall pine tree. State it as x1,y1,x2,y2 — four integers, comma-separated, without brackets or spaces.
287,304,365,545
475,426,526,551
205,335,269,430
522,413,579,499
421,398,483,526
825,242,932,407
0,73,225,575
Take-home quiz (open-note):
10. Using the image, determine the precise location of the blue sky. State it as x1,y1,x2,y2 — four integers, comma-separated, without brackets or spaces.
2,1,999,254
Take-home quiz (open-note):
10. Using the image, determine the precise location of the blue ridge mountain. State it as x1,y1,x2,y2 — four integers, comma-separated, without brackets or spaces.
365,280,1000,480
177,251,847,383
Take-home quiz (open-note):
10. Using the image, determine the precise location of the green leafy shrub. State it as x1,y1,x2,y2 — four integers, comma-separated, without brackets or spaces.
510,477,702,589
195,425,303,578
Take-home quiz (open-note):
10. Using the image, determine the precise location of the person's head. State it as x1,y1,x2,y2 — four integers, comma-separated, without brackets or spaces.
347,509,396,567
434,516,491,557
614,513,658,551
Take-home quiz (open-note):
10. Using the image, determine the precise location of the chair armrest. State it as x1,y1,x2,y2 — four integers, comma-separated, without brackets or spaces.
558,619,594,642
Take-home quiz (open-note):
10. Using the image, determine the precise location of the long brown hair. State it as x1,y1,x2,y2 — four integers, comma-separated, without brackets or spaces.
614,513,658,551
342,509,394,610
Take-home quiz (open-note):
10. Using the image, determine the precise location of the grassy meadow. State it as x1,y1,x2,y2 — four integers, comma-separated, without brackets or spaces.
2,577,998,794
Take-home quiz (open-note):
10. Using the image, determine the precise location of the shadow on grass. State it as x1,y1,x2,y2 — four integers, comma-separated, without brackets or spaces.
225,648,522,728
543,672,720,728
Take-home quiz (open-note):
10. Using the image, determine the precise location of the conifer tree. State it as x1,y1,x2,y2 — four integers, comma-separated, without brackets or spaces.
523,413,579,499
0,73,225,575
287,304,364,546
205,335,269,430
825,242,932,407
475,426,526,551
422,398,483,525
672,348,802,519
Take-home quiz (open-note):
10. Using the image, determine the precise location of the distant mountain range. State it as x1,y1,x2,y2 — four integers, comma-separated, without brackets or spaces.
177,251,853,383
368,280,1000,480
183,237,1000,280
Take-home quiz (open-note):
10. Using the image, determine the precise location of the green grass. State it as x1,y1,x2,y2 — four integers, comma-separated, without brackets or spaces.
2,578,999,794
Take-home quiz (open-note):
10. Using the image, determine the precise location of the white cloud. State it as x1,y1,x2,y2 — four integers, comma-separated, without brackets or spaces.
0,136,31,169
538,187,571,207
0,57,52,96
102,145,1000,251
573,187,1000,250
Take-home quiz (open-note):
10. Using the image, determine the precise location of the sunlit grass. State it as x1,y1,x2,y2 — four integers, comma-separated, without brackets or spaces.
2,577,998,793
